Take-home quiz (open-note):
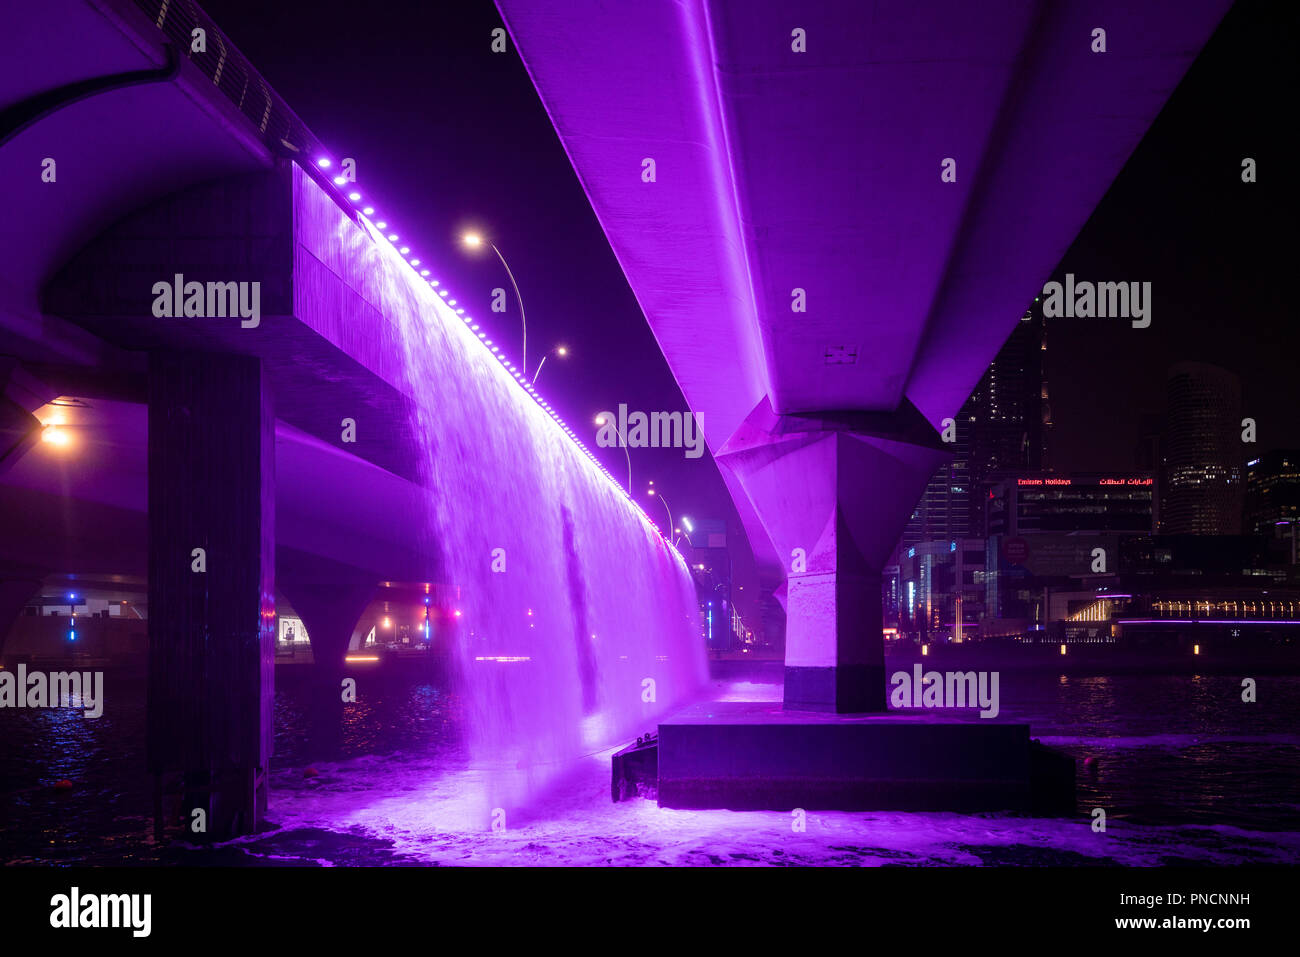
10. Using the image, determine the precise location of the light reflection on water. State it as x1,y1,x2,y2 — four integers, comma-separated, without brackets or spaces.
1,671,1297,865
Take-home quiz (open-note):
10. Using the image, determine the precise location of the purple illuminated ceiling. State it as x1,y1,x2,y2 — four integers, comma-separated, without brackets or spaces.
0,0,271,339
498,0,1231,439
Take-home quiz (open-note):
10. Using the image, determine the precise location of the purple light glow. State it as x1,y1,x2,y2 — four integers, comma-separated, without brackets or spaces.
326,177,706,807
1118,619,1299,626
290,130,665,589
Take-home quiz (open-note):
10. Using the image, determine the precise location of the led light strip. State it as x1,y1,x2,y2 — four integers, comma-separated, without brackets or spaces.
311,154,682,558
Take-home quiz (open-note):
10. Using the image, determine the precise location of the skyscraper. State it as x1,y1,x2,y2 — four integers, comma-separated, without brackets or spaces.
902,308,1049,550
1245,450,1300,536
902,410,972,549
1160,362,1243,535
968,308,1051,492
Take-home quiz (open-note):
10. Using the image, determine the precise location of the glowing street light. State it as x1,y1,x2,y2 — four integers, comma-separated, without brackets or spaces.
647,484,673,538
531,344,568,385
463,232,528,375
595,414,631,492
678,515,695,547
41,426,71,447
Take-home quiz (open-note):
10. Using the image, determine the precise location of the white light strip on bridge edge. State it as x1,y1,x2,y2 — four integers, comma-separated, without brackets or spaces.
312,155,682,562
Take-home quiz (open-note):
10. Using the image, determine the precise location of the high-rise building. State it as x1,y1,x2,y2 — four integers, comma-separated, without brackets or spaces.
895,539,987,641
901,308,1049,550
1160,362,1243,535
986,473,1155,536
902,412,972,548
968,308,1051,493
1245,451,1300,562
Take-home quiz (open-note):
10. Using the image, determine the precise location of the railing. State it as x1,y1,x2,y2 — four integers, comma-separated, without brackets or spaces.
127,0,322,163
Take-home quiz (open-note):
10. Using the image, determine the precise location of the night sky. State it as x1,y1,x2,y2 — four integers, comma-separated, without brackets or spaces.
198,0,1297,621
1044,0,1297,471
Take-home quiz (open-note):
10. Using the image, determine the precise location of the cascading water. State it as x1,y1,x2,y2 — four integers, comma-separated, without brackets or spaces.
358,211,707,819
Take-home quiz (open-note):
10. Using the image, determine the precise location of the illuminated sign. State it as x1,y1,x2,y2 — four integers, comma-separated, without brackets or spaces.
1017,476,1152,487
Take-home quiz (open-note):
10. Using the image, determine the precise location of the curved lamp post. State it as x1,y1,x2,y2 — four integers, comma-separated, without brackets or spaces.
463,232,527,376
531,344,568,385
594,414,632,491
647,482,673,537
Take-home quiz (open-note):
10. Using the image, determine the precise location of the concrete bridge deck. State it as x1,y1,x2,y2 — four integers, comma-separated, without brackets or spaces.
1,0,693,837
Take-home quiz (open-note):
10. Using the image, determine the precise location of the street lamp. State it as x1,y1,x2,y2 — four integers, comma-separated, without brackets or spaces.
531,344,568,385
594,414,632,492
678,515,695,548
647,483,673,536
40,426,72,447
463,232,528,376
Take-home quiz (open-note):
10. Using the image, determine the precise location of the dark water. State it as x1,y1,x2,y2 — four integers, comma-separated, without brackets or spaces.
2,669,1297,865
0,671,465,865
994,671,1299,832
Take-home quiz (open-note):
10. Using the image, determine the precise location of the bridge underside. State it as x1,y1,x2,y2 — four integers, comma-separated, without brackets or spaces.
500,0,1232,712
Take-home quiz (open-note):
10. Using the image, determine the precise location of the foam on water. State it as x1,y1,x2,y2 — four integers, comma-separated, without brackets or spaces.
260,743,1300,866
253,674,1300,866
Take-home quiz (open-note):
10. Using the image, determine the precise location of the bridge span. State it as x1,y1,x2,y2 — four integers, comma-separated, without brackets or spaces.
499,0,1232,711
1,0,703,836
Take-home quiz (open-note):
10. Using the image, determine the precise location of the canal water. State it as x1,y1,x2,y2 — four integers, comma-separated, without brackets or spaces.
2,669,1297,866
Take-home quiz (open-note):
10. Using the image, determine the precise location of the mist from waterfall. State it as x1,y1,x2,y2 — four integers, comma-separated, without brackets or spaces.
374,219,706,821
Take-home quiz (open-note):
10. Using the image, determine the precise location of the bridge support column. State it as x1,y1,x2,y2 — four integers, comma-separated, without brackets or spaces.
717,399,947,713
147,353,275,840
279,571,374,761
0,570,42,661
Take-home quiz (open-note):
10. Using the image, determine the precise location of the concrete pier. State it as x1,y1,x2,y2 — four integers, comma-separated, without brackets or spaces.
657,700,1071,812
147,352,275,839
717,399,947,712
